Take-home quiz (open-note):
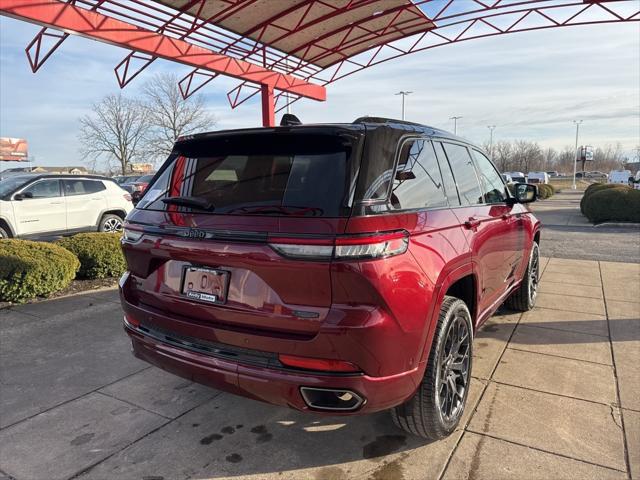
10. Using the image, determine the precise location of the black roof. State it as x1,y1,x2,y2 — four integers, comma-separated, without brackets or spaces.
0,173,113,181
175,116,473,147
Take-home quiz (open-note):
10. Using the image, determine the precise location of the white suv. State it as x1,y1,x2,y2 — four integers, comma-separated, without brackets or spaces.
0,174,134,239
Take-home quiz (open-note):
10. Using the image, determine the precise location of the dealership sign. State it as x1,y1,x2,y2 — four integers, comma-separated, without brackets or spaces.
0,137,28,161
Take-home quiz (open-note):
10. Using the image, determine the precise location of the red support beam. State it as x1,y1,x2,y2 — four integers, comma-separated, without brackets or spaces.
0,0,326,102
261,84,275,127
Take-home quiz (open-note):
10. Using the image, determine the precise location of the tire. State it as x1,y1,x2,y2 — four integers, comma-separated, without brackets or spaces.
505,241,540,312
391,296,473,439
0,225,10,239
99,214,124,233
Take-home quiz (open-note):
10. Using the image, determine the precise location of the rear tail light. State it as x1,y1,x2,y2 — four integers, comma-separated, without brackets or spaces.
278,354,360,373
269,230,409,261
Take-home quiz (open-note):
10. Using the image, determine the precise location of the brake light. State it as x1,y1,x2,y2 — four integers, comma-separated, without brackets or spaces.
123,313,140,328
278,354,360,372
268,230,409,261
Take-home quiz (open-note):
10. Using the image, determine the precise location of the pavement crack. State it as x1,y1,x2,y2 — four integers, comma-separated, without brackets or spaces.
609,405,622,430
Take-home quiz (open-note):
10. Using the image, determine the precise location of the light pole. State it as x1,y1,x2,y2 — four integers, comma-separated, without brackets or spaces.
572,120,583,190
450,116,462,135
487,125,496,160
395,91,412,120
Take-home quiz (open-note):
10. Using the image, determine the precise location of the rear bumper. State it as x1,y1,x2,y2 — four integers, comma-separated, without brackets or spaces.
123,317,421,415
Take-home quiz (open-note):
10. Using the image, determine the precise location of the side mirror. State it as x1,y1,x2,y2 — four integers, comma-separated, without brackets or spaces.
14,192,33,201
514,183,537,204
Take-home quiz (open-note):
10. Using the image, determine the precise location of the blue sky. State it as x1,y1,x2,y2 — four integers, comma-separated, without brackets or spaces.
0,14,638,169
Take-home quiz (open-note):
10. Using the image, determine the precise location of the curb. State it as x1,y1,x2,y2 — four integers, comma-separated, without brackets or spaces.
594,222,640,229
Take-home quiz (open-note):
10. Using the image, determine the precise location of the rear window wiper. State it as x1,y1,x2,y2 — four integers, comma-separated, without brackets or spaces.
162,196,215,211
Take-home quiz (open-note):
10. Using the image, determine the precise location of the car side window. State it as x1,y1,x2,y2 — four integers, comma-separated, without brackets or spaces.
63,179,105,196
433,142,460,206
441,142,483,206
470,150,507,204
22,179,61,198
82,180,106,194
390,139,448,210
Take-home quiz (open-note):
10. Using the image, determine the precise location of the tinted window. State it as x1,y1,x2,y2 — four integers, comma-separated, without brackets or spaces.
470,150,507,204
441,143,483,206
390,140,448,210
63,179,106,196
139,133,355,217
23,179,61,198
434,143,460,206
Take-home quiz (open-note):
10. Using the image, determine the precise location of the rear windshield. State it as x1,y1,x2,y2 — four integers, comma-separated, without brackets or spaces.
138,132,358,217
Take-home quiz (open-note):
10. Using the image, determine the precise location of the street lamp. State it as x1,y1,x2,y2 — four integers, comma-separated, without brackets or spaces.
450,116,462,135
487,125,496,160
572,120,583,190
395,91,412,120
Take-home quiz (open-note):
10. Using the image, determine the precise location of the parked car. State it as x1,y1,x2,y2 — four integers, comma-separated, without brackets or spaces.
0,174,133,239
113,175,140,186
502,173,513,183
119,118,540,440
123,174,155,203
608,170,632,185
546,171,560,178
633,171,640,190
527,172,550,184
505,171,527,183
587,171,607,179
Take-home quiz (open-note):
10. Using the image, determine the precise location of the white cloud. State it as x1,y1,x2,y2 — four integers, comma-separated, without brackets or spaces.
1,15,638,169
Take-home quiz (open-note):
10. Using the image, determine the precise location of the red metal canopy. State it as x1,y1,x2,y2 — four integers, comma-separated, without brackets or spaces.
1,0,638,127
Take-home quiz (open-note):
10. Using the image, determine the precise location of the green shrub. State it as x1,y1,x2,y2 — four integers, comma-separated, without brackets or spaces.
57,233,126,279
581,186,640,223
537,184,555,200
581,183,624,213
0,240,80,303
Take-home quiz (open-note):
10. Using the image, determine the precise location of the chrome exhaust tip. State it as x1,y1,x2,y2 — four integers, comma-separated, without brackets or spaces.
300,387,365,411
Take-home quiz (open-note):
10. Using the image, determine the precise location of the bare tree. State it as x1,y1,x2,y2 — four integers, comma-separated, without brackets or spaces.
142,73,217,161
79,94,150,175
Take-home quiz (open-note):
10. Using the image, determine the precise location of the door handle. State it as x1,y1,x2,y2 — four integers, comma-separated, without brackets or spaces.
49,201,63,205
464,217,480,230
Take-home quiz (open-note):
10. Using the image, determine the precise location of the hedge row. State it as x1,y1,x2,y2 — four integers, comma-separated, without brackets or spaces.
581,184,640,224
0,240,80,303
537,183,556,200
57,233,126,279
0,233,126,303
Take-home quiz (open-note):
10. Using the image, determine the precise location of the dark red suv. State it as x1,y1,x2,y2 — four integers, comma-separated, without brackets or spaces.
120,117,540,439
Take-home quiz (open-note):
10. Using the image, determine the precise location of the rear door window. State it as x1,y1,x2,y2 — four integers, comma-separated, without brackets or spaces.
390,139,448,210
63,179,105,196
441,142,483,206
139,133,357,217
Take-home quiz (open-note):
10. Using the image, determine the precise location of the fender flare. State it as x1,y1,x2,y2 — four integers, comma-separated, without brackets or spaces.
416,261,476,367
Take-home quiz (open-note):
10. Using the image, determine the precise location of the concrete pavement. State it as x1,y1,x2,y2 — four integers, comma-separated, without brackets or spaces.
1,257,638,480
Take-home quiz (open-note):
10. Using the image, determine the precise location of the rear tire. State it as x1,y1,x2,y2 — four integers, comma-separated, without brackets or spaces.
505,241,540,312
391,296,473,439
99,214,123,233
0,225,10,239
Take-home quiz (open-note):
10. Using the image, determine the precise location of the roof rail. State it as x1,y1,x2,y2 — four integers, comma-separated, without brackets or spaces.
352,116,424,127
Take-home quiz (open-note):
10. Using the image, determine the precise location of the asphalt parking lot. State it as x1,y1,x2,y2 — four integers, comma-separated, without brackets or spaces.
1,192,639,480
531,189,640,263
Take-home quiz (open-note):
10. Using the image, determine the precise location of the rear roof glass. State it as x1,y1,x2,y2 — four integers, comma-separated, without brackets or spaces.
138,131,361,217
